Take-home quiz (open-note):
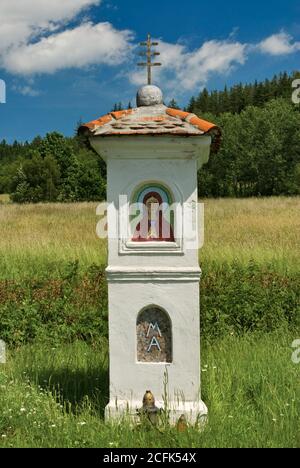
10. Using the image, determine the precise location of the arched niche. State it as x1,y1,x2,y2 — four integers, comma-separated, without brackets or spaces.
137,306,172,363
130,182,175,242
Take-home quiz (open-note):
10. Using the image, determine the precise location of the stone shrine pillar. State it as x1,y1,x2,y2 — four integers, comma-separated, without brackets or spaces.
79,84,221,424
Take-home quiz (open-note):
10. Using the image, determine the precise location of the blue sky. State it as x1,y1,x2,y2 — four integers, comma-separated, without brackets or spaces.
0,0,299,142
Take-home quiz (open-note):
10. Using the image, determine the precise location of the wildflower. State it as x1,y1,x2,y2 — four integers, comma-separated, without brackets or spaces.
50,424,56,428
20,407,26,413
1,435,7,438
78,422,86,426
272,419,277,422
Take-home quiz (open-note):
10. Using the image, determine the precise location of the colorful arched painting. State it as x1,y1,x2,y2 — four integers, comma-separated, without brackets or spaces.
131,183,175,242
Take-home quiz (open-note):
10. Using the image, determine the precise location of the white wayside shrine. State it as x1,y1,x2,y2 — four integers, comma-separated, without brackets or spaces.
79,84,221,425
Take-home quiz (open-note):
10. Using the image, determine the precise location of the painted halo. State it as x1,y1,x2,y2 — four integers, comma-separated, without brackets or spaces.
131,183,175,242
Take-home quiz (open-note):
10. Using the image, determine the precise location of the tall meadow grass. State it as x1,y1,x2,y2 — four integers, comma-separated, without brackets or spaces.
0,197,299,279
0,197,299,447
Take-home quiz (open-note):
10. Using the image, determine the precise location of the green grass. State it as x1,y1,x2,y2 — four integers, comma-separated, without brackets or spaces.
0,197,299,447
0,197,299,279
202,197,300,272
0,202,107,280
0,261,298,347
0,329,299,448
0,194,10,204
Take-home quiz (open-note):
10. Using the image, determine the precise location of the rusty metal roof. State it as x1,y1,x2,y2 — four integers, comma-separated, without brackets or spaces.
79,105,221,152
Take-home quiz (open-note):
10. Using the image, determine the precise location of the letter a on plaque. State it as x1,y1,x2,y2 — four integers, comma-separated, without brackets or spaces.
137,306,172,363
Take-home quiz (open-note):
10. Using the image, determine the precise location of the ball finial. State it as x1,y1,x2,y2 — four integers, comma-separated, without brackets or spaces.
137,85,163,107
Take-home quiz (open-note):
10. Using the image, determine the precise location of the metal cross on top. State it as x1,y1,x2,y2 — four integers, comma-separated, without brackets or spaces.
138,34,162,85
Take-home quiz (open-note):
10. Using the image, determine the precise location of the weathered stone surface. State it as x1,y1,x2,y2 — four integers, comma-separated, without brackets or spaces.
137,85,163,107
137,307,172,363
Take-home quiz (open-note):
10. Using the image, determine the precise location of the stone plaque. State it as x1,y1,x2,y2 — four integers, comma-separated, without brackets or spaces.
137,307,172,363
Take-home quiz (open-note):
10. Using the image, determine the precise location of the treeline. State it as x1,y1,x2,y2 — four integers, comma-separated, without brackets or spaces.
0,71,299,202
198,99,300,197
185,71,300,197
0,132,106,203
187,71,300,115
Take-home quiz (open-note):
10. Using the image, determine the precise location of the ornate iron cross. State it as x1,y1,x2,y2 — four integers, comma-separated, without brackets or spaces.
138,34,162,85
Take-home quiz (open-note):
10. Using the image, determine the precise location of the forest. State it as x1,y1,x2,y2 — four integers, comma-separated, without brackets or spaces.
0,71,299,202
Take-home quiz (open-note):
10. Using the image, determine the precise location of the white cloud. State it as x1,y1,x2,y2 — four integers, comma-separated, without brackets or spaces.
4,22,133,75
179,40,247,90
0,0,101,53
130,39,247,94
0,1,299,98
130,42,185,87
131,30,300,96
0,0,133,76
12,85,41,97
259,32,300,55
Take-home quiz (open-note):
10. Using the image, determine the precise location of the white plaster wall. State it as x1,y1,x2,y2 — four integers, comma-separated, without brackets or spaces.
107,157,199,269
91,134,211,422
107,280,201,405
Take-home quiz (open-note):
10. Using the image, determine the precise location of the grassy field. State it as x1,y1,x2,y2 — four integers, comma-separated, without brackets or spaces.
0,330,299,448
0,194,10,204
0,197,299,448
0,197,299,279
